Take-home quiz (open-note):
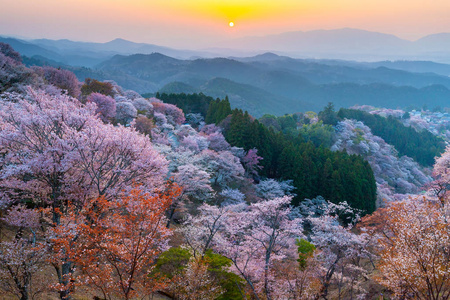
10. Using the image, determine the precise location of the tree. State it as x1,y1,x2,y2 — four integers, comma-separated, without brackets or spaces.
0,89,168,298
80,78,114,97
115,102,137,124
364,197,450,299
71,122,168,198
318,102,339,126
214,196,303,299
134,115,155,136
307,201,372,299
198,149,245,187
168,256,224,300
0,42,22,63
152,101,186,125
0,206,50,300
179,204,233,258
86,92,116,123
51,185,180,300
432,144,450,201
33,66,81,98
242,148,263,177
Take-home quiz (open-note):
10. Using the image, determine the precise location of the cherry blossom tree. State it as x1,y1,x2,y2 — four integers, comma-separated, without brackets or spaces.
0,42,22,63
0,89,168,298
179,204,233,258
214,196,303,299
256,179,295,200
308,201,372,299
0,206,50,300
198,149,245,187
205,131,230,152
86,92,116,123
71,123,168,198
132,97,153,113
220,188,246,206
242,148,263,177
432,144,450,201
51,185,180,300
32,66,80,98
332,119,431,202
152,101,185,125
115,101,137,124
0,89,98,216
364,197,450,299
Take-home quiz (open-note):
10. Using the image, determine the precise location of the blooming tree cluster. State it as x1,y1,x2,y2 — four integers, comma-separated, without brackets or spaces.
332,119,431,203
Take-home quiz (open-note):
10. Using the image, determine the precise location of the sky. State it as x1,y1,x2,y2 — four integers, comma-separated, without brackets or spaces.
1,0,449,49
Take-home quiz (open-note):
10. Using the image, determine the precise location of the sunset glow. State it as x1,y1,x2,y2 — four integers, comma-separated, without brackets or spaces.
0,0,449,48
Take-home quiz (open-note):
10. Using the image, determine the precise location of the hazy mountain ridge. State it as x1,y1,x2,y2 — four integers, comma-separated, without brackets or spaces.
223,28,450,62
92,52,450,117
6,30,450,117
4,28,450,65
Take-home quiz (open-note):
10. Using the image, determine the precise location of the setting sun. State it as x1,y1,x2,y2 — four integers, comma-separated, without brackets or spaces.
229,21,235,27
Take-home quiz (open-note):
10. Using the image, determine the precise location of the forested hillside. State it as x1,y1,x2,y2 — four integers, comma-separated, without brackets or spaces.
338,108,445,166
2,42,450,300
154,93,377,212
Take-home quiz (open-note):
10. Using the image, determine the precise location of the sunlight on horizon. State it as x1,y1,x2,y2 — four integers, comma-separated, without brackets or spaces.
0,0,449,47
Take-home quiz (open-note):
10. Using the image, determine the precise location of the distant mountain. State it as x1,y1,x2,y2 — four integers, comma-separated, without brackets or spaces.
226,28,408,53
365,61,450,77
219,28,450,63
0,37,62,60
88,52,450,116
4,33,450,117
4,28,450,67
416,33,450,52
0,36,215,67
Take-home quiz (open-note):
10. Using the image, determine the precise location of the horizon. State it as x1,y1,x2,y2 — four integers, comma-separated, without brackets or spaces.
1,27,449,51
1,0,449,49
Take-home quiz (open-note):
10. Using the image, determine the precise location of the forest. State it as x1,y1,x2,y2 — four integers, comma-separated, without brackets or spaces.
2,42,450,300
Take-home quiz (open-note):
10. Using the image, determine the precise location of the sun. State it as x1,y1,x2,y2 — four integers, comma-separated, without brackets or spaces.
229,21,235,27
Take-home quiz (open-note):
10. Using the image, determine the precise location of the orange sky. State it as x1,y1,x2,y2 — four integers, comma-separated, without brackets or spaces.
0,0,449,48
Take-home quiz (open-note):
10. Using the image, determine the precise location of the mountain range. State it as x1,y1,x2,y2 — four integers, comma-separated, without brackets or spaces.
2,28,450,116
3,28,450,65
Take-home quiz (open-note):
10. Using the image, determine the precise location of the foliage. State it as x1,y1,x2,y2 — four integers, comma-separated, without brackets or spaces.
0,89,168,298
168,256,225,300
51,185,179,300
296,239,316,271
154,247,244,300
134,115,155,136
205,96,232,124
80,78,114,97
318,102,339,126
297,121,335,148
363,197,450,299
153,247,192,279
156,92,215,117
223,108,377,213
